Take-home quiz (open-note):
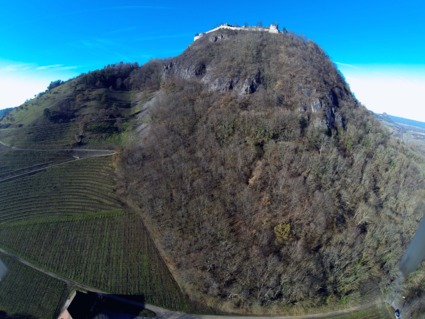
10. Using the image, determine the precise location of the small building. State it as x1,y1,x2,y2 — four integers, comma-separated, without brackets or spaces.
269,24,279,34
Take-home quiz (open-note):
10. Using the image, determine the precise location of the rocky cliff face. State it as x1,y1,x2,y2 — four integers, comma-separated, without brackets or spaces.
162,29,352,134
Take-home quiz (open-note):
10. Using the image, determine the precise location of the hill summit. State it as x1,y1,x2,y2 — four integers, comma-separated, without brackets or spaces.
118,29,425,313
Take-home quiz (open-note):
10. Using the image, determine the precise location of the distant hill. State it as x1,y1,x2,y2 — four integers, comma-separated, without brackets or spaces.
376,113,425,155
0,108,14,117
388,114,425,129
376,113,425,130
1,26,425,317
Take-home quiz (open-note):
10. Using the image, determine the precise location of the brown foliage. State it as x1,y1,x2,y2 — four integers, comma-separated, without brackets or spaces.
118,30,425,313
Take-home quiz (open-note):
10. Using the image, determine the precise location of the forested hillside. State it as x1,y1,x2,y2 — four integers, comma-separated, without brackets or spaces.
118,30,425,314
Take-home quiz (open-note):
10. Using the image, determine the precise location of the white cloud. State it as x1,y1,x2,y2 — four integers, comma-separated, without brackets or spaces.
36,64,63,70
35,64,79,71
339,66,425,122
0,63,35,72
334,62,360,70
0,59,79,109
0,74,50,108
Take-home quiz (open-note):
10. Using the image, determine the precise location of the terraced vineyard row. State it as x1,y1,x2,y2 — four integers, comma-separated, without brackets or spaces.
0,253,69,319
0,156,120,223
0,150,74,179
0,213,195,311
0,152,205,313
0,122,79,148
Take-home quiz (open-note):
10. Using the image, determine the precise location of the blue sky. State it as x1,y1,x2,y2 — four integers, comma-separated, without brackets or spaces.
1,0,425,121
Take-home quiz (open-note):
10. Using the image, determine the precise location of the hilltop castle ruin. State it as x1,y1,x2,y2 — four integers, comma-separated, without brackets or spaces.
194,23,281,41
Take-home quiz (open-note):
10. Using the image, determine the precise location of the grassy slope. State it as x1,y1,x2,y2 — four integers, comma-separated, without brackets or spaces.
0,123,79,148
0,78,141,149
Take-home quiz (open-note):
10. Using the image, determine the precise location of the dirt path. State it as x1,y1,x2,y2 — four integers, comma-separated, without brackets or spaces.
195,301,383,319
0,139,115,154
147,301,387,319
3,144,115,155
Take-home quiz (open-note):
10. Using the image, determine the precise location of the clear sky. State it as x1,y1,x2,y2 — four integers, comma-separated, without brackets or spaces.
1,0,425,121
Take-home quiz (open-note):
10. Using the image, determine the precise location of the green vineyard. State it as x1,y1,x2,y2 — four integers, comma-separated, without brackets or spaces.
0,156,120,223
0,213,192,310
0,152,198,315
0,253,69,319
0,150,74,181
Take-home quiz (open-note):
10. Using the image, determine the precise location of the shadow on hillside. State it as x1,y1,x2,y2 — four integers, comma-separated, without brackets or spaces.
0,311,38,319
67,291,148,319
